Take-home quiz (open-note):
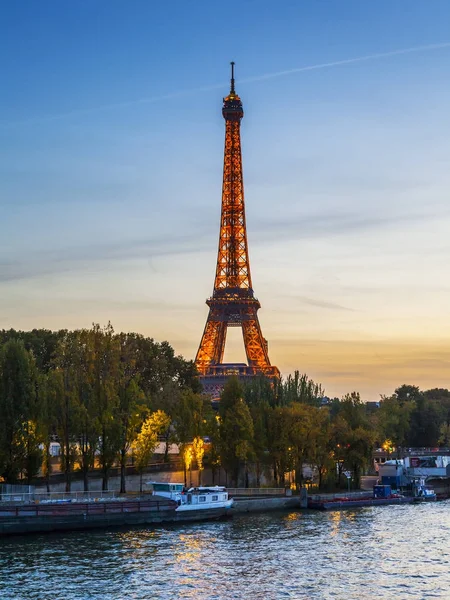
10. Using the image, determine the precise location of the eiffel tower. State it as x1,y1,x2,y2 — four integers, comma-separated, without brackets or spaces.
195,63,280,397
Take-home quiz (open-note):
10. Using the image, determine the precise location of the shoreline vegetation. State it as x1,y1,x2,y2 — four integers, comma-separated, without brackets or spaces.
1,325,450,493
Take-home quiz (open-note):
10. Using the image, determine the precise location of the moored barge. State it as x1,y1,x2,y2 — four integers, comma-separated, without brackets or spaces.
0,484,233,536
0,495,177,536
308,485,414,511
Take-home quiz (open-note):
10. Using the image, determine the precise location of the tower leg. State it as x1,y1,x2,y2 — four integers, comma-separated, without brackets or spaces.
242,317,271,370
195,315,227,374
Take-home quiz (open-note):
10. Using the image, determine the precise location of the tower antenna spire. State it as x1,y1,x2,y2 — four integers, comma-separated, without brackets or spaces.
230,61,235,94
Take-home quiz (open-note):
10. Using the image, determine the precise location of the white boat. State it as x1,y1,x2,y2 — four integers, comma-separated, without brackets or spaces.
146,482,234,517
413,478,437,502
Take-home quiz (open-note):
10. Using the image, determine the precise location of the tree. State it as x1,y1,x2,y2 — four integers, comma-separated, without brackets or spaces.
331,393,375,488
0,328,65,373
182,445,194,487
439,423,450,446
0,340,36,482
218,378,254,486
282,372,325,406
394,384,422,404
48,368,79,492
309,409,333,489
244,377,274,486
152,380,181,462
266,406,292,486
38,372,55,492
132,410,170,492
172,389,210,485
244,375,278,408
52,330,96,492
287,403,318,488
115,333,149,493
207,413,222,485
90,324,122,491
249,403,268,487
192,436,204,485
408,395,442,448
377,395,413,451
343,426,375,488
63,329,99,492
330,415,351,487
18,420,43,484
117,378,147,493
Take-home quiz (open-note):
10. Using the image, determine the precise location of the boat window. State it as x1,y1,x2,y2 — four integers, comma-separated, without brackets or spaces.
199,496,206,503
212,495,218,501
153,483,170,492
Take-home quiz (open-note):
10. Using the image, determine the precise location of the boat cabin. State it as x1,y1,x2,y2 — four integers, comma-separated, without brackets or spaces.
148,482,184,498
184,487,228,505
147,482,232,510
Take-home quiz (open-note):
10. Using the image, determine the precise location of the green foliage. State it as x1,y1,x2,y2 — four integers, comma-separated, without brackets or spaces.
266,406,292,485
394,384,422,404
0,340,39,482
330,394,375,488
378,384,450,449
0,326,200,486
218,378,254,485
0,328,65,372
192,436,205,484
173,389,210,445
132,410,170,470
377,395,413,448
132,410,170,492
2,326,450,494
439,423,450,446
282,371,325,406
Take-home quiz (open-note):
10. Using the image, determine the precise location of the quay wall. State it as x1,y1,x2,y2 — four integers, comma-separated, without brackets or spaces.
35,468,232,494
232,491,307,513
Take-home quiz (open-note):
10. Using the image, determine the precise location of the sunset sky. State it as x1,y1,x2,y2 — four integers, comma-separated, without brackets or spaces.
1,1,450,399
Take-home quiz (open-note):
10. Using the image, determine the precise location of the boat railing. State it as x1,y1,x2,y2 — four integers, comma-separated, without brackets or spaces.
227,488,286,497
0,496,175,519
309,491,372,502
0,490,153,505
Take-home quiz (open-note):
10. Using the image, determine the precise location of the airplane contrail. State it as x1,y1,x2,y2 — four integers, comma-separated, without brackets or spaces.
238,41,450,83
2,41,450,128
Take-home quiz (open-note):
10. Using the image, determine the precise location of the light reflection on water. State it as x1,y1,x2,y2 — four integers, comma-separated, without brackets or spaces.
0,501,449,599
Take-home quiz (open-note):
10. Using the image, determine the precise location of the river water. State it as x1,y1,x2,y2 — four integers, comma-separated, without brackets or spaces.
0,501,449,600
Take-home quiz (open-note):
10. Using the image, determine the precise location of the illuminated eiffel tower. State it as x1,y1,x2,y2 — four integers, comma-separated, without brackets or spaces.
195,63,279,397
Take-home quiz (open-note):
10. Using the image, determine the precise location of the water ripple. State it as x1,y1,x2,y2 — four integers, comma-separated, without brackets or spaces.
0,501,449,599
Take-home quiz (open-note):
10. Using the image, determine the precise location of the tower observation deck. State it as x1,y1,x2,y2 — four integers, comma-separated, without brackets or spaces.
195,63,280,398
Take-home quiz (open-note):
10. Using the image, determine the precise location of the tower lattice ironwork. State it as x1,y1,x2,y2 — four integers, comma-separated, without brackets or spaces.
195,63,280,397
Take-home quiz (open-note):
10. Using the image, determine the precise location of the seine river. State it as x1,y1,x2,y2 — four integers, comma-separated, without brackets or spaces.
1,501,449,599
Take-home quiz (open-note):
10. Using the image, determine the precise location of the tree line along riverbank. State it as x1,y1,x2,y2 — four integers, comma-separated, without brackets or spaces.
1,326,450,492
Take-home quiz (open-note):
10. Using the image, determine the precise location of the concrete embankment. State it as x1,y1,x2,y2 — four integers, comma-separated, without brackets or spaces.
232,497,302,513
232,490,308,513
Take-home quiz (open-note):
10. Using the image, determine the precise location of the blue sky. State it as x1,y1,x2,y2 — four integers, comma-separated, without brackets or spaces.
1,1,450,398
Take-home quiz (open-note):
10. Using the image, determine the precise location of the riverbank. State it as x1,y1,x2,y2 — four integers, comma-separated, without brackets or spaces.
232,491,307,513
0,489,308,536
